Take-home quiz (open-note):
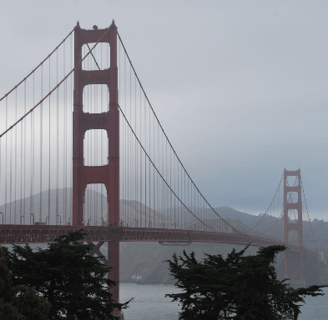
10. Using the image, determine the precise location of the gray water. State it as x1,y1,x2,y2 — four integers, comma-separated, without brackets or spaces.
120,283,328,320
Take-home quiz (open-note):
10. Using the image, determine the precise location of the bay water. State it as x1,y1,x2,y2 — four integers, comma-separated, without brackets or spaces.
120,283,328,320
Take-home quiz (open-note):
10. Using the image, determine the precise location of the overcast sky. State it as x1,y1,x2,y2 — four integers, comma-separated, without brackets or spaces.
1,0,328,220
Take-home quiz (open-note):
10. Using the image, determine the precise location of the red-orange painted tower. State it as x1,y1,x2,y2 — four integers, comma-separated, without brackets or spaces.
283,169,305,286
72,21,121,308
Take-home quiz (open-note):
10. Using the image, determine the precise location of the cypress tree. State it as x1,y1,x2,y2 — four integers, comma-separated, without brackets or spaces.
6,230,128,320
166,245,326,320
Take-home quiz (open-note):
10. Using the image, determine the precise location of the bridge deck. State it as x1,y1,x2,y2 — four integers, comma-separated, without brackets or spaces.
0,225,315,256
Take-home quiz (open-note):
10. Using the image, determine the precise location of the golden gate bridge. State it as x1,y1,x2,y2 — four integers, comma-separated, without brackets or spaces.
0,21,318,317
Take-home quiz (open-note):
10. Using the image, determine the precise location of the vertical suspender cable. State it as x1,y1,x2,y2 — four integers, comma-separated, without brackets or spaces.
40,63,44,223
129,64,131,224
4,97,8,223
144,96,147,228
56,50,59,225
124,53,127,225
157,104,160,226
135,76,137,226
10,91,15,223
0,101,2,223
30,74,35,224
140,86,142,227
117,44,119,226
22,81,27,224
48,57,51,225
152,98,155,227
63,41,67,225
166,132,168,227
69,33,73,223
94,83,97,224
148,96,151,227
14,89,17,223
0,101,2,222
20,87,23,224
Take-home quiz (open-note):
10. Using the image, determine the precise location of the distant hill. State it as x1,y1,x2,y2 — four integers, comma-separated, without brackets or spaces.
0,188,167,227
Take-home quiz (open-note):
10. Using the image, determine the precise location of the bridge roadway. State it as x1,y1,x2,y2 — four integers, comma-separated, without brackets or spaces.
0,225,315,256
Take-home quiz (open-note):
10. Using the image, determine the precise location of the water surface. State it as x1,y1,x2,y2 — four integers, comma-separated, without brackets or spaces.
120,283,328,320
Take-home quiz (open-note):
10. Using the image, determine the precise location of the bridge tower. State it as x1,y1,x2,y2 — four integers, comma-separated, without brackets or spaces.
283,169,305,286
72,22,121,309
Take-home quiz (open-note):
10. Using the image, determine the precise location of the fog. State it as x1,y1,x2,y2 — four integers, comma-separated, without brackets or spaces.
1,1,328,219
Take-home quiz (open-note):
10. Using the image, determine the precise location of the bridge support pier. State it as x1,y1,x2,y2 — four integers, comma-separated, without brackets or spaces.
89,237,122,317
283,169,305,286
108,236,121,317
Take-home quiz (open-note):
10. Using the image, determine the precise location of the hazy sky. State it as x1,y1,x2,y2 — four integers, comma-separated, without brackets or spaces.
1,1,328,219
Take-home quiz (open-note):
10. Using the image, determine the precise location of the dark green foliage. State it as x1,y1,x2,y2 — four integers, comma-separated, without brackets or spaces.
0,247,51,320
6,230,128,320
166,245,327,320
